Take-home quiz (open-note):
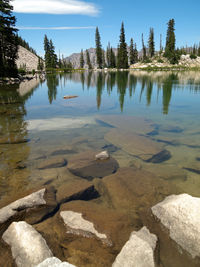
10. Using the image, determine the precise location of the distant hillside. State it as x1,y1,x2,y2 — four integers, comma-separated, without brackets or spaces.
66,47,144,69
16,46,41,72
66,48,117,69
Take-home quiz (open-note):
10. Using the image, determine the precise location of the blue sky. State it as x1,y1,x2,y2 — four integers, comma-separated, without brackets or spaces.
13,0,200,57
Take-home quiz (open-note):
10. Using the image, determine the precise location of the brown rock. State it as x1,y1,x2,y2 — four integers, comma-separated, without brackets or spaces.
38,157,67,170
56,179,99,204
105,129,166,161
97,115,155,135
67,151,119,180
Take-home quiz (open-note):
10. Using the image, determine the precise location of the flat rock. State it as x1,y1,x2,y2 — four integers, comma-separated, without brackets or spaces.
112,226,157,267
105,129,167,162
67,151,119,180
2,221,53,267
152,194,200,259
38,157,67,170
97,115,155,135
102,167,176,212
36,257,76,267
60,210,109,244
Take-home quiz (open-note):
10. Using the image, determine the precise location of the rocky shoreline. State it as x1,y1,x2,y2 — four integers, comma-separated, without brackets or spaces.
0,150,200,266
1,184,200,266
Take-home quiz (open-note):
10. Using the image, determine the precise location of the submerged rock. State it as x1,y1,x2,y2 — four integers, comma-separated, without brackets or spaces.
97,115,155,135
152,194,200,259
60,210,109,245
105,129,165,161
56,179,100,204
145,149,171,163
112,226,157,267
2,221,53,267
67,151,119,180
38,157,67,170
36,257,76,267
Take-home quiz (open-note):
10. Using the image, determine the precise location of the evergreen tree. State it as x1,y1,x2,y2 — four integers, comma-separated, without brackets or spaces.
110,48,116,68
117,22,128,69
49,39,57,68
198,43,200,57
80,49,84,68
129,38,134,65
0,0,18,77
142,34,147,61
164,19,179,64
165,19,176,54
148,28,155,58
102,50,106,68
95,27,103,69
37,57,44,71
160,34,163,54
86,49,92,69
133,43,138,63
106,42,111,68
44,35,57,69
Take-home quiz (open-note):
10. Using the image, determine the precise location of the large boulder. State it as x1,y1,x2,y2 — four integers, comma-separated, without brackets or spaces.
2,221,53,267
112,227,157,267
35,257,76,267
151,194,200,259
67,151,119,180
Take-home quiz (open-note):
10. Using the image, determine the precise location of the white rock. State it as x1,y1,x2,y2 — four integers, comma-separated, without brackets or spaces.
0,189,46,224
60,211,107,242
95,151,110,160
2,221,53,267
112,226,157,267
35,257,76,267
152,194,200,259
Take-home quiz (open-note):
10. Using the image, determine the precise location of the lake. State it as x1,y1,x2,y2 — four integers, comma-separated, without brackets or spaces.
0,71,200,266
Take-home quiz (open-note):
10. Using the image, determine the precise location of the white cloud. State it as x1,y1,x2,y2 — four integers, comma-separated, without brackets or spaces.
17,26,96,30
13,0,99,16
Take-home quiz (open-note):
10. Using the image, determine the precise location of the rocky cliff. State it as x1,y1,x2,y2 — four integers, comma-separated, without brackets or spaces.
16,45,39,72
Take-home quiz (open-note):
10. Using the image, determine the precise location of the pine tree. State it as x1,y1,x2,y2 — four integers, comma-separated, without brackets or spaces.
198,43,200,57
95,27,103,69
133,43,138,63
102,50,106,68
106,42,111,68
164,19,179,64
0,0,18,77
148,28,155,58
110,48,116,68
160,34,163,54
129,38,134,65
142,34,147,61
44,35,57,69
165,19,176,54
86,49,92,69
80,49,84,68
117,22,128,69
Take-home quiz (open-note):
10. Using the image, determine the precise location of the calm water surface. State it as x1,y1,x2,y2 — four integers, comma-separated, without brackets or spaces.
0,71,200,266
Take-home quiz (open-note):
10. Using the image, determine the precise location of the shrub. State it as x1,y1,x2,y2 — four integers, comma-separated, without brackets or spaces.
190,54,197,59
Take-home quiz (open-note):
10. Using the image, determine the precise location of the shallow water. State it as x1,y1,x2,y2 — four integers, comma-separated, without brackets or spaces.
1,71,200,266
